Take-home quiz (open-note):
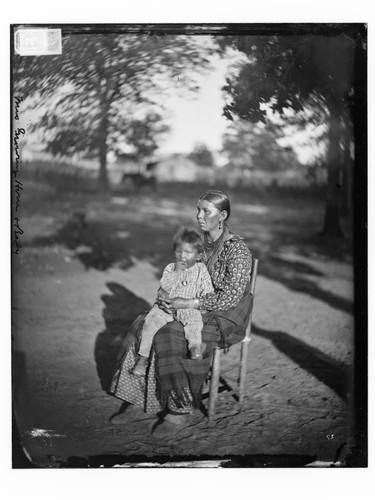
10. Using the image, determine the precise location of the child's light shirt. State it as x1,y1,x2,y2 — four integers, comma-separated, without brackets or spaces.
160,262,213,300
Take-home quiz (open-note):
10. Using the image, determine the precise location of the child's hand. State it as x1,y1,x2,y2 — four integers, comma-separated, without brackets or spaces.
175,261,187,273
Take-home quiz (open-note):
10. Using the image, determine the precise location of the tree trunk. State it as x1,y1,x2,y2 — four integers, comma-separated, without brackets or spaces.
98,143,109,193
322,108,344,237
342,123,353,219
97,100,109,193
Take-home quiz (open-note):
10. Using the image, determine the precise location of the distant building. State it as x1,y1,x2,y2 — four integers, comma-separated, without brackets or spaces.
154,154,198,182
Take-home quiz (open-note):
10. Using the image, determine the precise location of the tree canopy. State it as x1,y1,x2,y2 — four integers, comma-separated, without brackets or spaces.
188,142,215,167
219,34,356,122
219,32,362,235
222,120,300,174
13,32,215,190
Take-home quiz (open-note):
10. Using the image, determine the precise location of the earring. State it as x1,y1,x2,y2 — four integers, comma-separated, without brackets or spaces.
219,220,222,230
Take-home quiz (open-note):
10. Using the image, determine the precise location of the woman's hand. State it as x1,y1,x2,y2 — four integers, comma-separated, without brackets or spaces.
157,288,177,313
170,297,195,310
157,288,170,301
156,289,199,312
158,297,174,313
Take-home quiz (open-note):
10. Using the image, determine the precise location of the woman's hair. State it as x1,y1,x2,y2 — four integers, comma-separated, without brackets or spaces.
172,227,204,253
198,189,231,221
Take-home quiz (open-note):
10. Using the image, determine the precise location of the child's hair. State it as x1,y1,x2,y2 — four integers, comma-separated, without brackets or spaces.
172,227,204,254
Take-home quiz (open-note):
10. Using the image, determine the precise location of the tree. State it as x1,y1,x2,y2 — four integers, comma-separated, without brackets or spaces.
222,119,300,177
108,112,170,161
13,31,214,191
188,142,215,167
219,33,360,236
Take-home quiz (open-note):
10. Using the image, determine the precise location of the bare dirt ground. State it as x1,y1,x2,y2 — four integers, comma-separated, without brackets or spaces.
12,183,358,467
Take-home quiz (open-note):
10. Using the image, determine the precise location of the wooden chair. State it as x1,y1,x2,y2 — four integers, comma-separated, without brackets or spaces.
207,258,259,421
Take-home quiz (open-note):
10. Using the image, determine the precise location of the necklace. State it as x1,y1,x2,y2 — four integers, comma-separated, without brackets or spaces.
181,270,188,286
204,225,230,274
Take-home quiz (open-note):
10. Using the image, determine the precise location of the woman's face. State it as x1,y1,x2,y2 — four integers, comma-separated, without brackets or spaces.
196,199,225,232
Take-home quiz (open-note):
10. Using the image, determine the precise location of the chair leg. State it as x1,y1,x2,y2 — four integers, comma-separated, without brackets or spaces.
239,339,251,403
208,348,221,421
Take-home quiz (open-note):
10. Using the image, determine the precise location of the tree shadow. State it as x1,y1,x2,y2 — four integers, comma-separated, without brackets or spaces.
246,245,353,315
261,255,353,315
28,213,134,271
39,214,352,316
28,210,178,275
237,203,353,314
252,324,352,403
94,282,151,392
27,195,353,322
267,255,325,277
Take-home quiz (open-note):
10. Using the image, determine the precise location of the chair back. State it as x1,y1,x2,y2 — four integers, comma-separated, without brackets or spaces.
250,258,259,296
244,258,259,340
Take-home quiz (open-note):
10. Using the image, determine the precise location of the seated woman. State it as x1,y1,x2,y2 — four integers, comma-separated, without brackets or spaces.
110,189,253,434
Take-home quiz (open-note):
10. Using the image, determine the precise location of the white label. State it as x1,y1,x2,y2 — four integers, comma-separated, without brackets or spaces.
14,28,62,56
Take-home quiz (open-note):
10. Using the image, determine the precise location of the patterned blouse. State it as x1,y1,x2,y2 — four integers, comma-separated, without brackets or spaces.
200,232,252,312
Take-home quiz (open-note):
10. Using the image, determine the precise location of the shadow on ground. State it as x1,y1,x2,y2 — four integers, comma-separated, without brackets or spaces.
94,282,151,392
254,253,353,315
29,210,179,276
28,201,353,317
30,194,353,314
252,324,352,402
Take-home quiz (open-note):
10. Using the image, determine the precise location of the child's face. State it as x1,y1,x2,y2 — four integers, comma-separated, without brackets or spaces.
174,242,200,269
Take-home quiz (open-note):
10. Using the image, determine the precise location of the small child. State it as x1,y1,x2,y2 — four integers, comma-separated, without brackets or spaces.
131,227,214,376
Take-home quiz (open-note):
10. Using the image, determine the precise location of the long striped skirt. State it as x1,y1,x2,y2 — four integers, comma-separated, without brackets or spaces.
110,311,247,414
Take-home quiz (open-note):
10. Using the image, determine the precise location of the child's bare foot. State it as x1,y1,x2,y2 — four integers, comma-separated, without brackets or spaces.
189,343,206,360
131,356,149,376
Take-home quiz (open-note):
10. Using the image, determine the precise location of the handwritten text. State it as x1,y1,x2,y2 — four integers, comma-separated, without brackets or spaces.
12,96,25,254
